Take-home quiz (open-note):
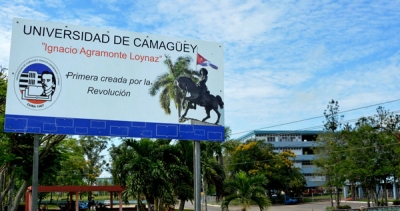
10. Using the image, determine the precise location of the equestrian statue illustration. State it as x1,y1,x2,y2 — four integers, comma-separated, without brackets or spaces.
175,68,224,125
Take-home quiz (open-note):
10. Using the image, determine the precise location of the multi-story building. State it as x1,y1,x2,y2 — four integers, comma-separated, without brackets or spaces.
237,130,324,189
96,177,113,185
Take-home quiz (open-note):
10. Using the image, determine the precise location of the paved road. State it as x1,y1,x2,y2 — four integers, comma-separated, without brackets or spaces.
183,200,369,211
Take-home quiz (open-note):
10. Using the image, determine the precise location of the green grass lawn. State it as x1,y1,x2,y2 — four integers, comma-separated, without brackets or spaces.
41,194,133,202
208,194,332,205
39,195,195,211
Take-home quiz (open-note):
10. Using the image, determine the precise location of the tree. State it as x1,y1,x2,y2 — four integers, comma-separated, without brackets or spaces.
109,138,192,211
227,139,305,199
108,141,137,202
174,140,194,211
323,99,342,132
0,66,65,211
315,101,400,208
77,136,109,201
221,139,241,174
228,140,275,175
221,171,270,211
344,107,400,207
274,151,306,197
37,144,68,206
341,122,379,207
314,99,345,207
0,134,66,211
56,137,86,186
199,141,225,211
148,139,189,211
109,139,150,211
149,55,198,117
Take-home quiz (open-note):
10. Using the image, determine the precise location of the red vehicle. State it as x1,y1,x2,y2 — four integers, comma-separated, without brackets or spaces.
303,188,324,196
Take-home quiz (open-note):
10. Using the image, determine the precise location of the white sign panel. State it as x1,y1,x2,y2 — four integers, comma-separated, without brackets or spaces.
5,18,224,141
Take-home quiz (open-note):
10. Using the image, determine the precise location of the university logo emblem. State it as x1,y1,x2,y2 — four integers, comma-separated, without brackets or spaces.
14,57,61,110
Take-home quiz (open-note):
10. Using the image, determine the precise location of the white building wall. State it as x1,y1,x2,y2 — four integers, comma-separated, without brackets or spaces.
293,162,302,168
273,148,302,156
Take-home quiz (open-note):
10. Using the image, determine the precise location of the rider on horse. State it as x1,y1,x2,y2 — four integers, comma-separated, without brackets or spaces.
175,70,224,125
197,68,209,105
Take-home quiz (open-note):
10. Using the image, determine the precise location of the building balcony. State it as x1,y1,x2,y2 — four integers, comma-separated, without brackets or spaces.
269,142,317,148
301,166,318,174
295,155,315,160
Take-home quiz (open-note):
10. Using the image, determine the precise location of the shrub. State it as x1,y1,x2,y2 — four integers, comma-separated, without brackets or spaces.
377,202,388,206
325,206,335,211
393,200,400,205
336,204,352,209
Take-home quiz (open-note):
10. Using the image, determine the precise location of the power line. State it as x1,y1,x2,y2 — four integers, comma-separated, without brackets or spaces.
232,111,400,141
225,110,400,167
231,109,400,145
225,132,400,167
232,98,400,136
289,109,400,133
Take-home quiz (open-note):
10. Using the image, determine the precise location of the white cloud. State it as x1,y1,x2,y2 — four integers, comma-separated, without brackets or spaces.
1,0,399,138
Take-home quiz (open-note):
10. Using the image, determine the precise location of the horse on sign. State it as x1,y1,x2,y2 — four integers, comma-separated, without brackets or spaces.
175,76,224,125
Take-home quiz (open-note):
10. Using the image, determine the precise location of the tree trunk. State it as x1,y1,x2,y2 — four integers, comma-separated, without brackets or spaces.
373,186,379,206
327,174,333,207
397,177,400,200
204,182,208,211
11,180,28,211
0,164,14,205
351,183,356,201
384,179,388,206
38,198,42,211
7,178,15,211
178,199,185,211
154,198,158,211
0,164,4,211
138,191,146,211
335,186,340,207
217,155,224,169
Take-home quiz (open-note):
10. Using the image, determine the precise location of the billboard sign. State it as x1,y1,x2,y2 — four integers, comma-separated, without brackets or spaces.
5,18,224,141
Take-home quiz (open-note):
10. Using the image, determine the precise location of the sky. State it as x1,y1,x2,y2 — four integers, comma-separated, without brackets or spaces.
1,1,400,141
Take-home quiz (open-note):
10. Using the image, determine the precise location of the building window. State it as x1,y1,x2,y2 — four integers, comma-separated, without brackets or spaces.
278,134,300,142
267,136,274,142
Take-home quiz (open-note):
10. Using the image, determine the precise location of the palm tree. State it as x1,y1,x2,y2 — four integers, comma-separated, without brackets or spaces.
201,141,225,202
222,171,270,211
116,139,193,211
201,155,225,211
174,141,194,211
149,55,198,117
126,139,171,211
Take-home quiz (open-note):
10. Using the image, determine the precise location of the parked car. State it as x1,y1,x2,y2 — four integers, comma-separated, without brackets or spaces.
103,200,110,206
284,198,298,205
79,202,89,210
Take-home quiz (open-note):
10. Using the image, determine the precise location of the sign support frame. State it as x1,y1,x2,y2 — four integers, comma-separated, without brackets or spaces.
194,140,201,211
31,134,39,211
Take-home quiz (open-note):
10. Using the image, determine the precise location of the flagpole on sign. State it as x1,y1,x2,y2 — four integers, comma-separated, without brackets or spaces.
198,46,208,211
195,47,199,72
193,47,201,211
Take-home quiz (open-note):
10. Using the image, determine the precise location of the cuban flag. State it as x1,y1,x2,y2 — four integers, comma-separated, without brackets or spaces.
197,53,218,70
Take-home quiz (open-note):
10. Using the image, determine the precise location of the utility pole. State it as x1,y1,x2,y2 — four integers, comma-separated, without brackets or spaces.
194,141,201,211
32,135,39,211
